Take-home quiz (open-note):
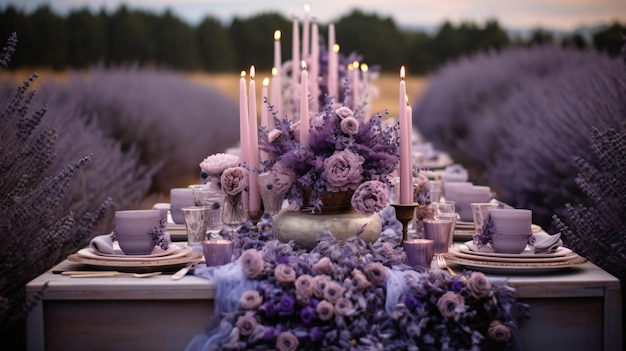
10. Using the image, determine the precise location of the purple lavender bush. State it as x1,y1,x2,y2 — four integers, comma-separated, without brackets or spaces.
413,45,626,230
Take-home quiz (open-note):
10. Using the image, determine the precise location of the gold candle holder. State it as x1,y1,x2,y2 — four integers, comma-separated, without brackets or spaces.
391,203,418,245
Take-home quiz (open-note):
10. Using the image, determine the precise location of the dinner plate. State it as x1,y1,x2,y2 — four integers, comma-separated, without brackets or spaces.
454,229,475,241
456,220,474,227
461,241,573,258
442,252,587,274
89,242,183,259
77,244,192,261
450,246,578,263
67,251,204,272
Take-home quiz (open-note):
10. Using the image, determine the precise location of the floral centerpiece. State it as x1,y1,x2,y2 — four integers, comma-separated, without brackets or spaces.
259,96,399,214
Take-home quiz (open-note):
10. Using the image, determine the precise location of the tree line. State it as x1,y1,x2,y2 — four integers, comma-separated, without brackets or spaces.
0,4,623,73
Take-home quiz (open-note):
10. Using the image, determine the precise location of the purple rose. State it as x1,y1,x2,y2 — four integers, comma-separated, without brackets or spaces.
488,320,512,343
278,293,295,316
240,249,264,279
259,301,277,317
221,166,248,196
295,274,314,304
340,116,359,135
270,162,296,195
437,291,465,319
235,314,257,337
466,272,492,299
315,300,334,321
404,294,421,310
351,180,389,214
312,257,333,274
323,281,345,303
322,150,364,192
274,263,296,284
240,290,263,310
364,262,387,285
300,305,316,324
276,331,300,351
335,106,354,119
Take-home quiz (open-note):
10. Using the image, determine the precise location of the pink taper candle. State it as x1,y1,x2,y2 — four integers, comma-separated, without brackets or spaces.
291,17,300,94
239,71,250,210
273,30,282,78
310,22,319,112
327,24,337,99
302,4,310,60
248,66,260,212
399,66,412,204
300,61,310,147
270,67,281,124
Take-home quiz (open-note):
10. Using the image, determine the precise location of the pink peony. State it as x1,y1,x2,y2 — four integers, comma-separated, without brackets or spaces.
295,274,314,303
335,106,354,119
313,274,331,298
275,331,300,351
340,116,359,135
322,149,365,192
269,162,296,195
351,180,389,214
312,257,333,274
323,281,345,303
221,166,248,196
466,272,492,299
364,262,387,284
235,314,257,337
437,291,465,319
240,290,263,310
240,249,264,278
274,263,296,284
199,153,239,176
488,320,512,343
315,300,334,321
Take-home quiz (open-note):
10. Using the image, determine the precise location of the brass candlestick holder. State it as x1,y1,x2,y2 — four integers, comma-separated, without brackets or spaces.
391,203,418,245
246,210,264,232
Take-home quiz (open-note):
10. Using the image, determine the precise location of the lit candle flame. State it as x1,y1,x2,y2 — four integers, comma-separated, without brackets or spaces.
272,67,278,76
352,61,359,69
333,44,340,53
241,70,246,78
304,4,311,13
274,30,281,41
405,94,410,106
263,77,269,87
250,65,255,79
400,66,405,80
301,60,307,70
360,63,368,72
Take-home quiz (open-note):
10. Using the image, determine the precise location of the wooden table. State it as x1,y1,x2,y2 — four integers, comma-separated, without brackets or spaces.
27,253,622,351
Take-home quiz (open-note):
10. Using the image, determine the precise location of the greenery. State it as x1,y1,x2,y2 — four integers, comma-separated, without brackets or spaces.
0,4,623,73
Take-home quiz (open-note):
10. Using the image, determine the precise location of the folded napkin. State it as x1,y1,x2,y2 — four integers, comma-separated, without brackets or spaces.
89,234,115,254
464,240,496,253
533,232,563,254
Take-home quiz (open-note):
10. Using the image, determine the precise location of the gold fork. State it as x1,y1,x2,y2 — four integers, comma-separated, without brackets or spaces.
436,255,456,276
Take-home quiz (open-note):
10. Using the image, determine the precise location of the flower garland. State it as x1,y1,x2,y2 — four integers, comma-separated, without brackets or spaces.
188,208,528,351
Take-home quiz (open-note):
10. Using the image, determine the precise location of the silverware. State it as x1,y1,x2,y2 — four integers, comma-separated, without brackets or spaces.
437,255,456,276
171,262,197,280
60,271,162,278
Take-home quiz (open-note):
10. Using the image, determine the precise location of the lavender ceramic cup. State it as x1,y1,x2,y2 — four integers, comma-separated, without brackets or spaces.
488,208,532,236
115,210,161,255
170,188,195,224
202,240,234,266
445,185,491,222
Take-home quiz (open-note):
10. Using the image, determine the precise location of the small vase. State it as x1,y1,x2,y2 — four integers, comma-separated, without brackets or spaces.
258,172,285,216
222,194,246,233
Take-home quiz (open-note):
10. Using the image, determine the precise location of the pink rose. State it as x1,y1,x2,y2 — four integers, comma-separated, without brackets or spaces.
275,331,300,351
199,153,239,175
351,269,372,291
335,106,354,119
364,262,387,285
334,297,355,317
274,263,296,284
235,314,257,337
313,274,331,298
269,162,296,195
322,149,364,192
240,249,264,278
488,320,512,343
312,257,333,274
221,166,248,196
437,291,465,319
323,281,345,303
295,274,314,303
413,170,429,194
466,272,492,299
315,300,334,321
351,180,389,214
240,290,263,310
340,116,359,135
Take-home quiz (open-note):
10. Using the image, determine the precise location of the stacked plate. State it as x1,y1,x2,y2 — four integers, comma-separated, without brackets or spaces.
443,240,587,274
67,243,203,272
167,222,188,241
454,220,476,241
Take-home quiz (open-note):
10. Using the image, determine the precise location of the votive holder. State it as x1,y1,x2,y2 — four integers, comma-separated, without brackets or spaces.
423,218,454,254
404,239,435,271
202,239,234,266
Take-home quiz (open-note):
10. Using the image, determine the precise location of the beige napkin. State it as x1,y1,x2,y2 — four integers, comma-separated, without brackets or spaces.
89,234,115,254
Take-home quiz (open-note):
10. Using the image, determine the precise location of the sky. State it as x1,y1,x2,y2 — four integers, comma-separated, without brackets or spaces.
3,0,626,31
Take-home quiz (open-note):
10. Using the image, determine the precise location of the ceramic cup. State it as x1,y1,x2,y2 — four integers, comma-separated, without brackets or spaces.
404,239,435,271
423,219,454,254
170,188,195,224
491,234,529,254
202,239,234,266
445,185,491,222
115,210,162,255
488,208,532,236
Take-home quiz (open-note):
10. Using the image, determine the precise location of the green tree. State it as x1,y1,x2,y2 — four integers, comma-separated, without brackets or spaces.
229,12,290,70
107,5,157,65
30,5,67,70
196,16,236,71
67,7,108,68
154,9,198,70
593,22,624,57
